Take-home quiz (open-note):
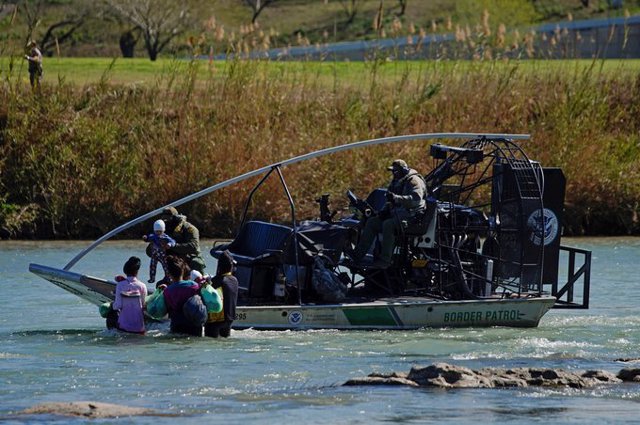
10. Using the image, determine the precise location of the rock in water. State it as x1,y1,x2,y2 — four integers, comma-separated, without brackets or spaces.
344,362,626,389
408,363,492,388
21,401,157,418
618,368,640,382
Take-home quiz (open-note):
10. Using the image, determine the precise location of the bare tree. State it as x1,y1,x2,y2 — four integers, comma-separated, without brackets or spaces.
105,0,191,61
20,0,44,44
373,0,383,34
20,0,89,56
339,0,359,25
40,13,90,55
243,0,276,24
119,28,139,58
396,0,407,17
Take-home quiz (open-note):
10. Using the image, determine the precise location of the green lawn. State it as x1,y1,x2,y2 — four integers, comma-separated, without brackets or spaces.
2,56,640,87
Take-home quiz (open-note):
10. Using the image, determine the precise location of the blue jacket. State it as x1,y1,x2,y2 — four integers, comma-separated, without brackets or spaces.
146,233,176,248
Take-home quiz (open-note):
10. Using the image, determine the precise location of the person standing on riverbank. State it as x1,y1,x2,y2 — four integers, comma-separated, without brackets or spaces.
24,40,43,90
113,256,148,334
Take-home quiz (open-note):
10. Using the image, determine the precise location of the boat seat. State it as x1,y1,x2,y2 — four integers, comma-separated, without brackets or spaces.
400,200,437,249
211,220,293,263
211,221,293,297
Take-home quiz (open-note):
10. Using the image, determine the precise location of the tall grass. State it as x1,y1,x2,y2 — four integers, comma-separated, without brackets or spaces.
1,8,639,238
0,55,638,239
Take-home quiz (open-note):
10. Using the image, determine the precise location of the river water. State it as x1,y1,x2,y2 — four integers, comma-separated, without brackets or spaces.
1,237,639,423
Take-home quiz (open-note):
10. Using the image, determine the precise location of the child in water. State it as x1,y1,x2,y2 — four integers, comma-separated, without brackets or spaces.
142,219,176,283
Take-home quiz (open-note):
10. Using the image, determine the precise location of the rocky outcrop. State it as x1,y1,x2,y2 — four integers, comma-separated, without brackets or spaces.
618,368,640,382
344,371,419,387
615,358,640,363
344,363,627,389
20,401,162,418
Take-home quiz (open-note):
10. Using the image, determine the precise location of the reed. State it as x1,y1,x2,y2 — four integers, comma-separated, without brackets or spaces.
1,55,638,239
1,5,639,238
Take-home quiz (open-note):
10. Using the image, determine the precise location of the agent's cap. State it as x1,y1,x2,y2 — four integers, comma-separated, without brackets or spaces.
387,159,408,171
153,219,165,232
161,206,179,219
190,270,203,281
27,40,37,47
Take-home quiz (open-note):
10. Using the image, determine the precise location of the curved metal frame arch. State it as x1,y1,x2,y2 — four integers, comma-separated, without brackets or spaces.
64,132,529,271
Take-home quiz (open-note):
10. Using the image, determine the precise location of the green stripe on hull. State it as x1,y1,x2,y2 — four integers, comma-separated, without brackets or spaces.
343,307,398,326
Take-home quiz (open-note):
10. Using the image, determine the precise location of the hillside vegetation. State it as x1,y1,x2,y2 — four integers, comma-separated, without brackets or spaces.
0,1,639,239
0,0,639,59
1,58,639,238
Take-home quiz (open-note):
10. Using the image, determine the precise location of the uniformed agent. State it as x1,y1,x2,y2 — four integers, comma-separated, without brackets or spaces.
147,206,207,275
350,159,427,268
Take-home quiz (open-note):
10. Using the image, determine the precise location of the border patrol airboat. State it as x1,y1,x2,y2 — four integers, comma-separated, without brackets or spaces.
29,133,591,330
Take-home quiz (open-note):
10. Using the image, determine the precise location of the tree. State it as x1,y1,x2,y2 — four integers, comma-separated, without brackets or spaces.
396,0,407,17
20,0,89,56
243,0,276,24
20,0,44,44
105,0,191,61
119,29,138,58
338,0,359,25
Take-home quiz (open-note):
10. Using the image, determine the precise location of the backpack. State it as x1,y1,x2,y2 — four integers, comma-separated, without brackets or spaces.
312,256,347,303
182,294,208,326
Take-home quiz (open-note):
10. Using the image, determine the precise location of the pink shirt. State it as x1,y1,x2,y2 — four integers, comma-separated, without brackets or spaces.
113,276,148,334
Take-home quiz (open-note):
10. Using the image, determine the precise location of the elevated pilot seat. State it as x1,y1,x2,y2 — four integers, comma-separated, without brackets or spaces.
400,199,437,247
359,199,437,296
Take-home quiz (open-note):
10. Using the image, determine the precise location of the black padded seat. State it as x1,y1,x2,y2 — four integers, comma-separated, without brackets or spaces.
211,221,293,296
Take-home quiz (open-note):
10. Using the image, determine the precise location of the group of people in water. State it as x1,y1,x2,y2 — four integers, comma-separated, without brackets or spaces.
105,157,424,335
107,206,238,338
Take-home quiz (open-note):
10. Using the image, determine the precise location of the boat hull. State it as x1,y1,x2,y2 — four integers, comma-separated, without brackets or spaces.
29,263,556,330
232,297,556,330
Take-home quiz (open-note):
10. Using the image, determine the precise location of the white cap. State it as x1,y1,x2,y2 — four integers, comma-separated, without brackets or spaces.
153,219,165,232
190,270,203,281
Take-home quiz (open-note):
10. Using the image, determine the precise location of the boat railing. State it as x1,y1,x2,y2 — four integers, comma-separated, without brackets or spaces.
548,245,592,309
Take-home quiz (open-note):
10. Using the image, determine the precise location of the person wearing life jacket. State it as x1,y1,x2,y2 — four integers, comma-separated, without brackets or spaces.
161,255,203,336
204,250,239,338
350,159,427,268
112,256,148,334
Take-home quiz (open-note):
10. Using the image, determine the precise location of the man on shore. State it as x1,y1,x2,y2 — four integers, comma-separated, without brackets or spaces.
24,40,43,90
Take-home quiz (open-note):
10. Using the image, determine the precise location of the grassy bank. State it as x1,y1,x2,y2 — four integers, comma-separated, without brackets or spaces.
3,56,640,86
0,58,639,238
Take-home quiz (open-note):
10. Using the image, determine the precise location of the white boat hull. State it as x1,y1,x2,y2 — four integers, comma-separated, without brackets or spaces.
29,263,556,330
232,297,555,329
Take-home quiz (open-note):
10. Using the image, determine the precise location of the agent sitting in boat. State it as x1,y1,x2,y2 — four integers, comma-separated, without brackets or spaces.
349,159,427,268
204,250,239,338
161,255,205,336
150,207,206,276
142,219,176,284
112,256,148,334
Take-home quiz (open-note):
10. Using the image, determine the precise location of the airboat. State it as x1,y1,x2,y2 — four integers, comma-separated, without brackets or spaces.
29,133,591,330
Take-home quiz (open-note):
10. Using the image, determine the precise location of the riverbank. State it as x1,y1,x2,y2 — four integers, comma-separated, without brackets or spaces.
1,59,638,238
